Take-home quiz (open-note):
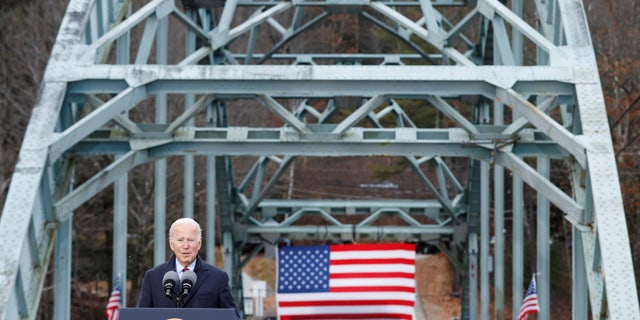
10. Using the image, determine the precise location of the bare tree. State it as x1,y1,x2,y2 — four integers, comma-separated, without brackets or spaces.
585,0,640,292
0,0,68,209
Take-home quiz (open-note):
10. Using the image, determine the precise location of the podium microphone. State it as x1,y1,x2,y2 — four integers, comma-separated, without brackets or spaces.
162,271,179,298
180,270,197,298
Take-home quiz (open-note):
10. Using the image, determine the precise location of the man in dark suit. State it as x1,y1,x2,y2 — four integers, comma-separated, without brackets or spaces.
137,218,241,319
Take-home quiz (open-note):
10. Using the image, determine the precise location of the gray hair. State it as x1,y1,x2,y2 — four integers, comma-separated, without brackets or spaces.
169,217,202,239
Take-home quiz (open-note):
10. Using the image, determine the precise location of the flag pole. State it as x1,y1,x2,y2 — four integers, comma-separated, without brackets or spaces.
517,273,540,320
106,273,122,320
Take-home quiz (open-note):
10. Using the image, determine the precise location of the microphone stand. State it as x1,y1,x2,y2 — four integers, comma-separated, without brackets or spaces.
165,291,179,308
168,288,189,308
177,287,190,308
176,294,183,308
166,274,194,308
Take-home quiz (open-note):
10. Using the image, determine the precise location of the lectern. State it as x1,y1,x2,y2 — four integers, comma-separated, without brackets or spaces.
119,308,237,320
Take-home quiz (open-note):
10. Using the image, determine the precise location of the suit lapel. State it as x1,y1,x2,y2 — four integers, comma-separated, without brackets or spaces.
180,256,209,306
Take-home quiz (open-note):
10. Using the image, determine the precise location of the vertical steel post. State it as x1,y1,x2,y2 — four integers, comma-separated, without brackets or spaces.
53,219,72,320
154,5,169,267
480,161,490,320
493,106,505,320
206,156,217,265
113,5,130,305
206,101,218,265
537,157,550,320
572,227,588,320
113,172,128,306
183,9,196,218
469,233,478,320
512,173,524,319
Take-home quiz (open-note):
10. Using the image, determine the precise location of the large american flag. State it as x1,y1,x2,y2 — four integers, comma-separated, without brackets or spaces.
276,243,416,320
517,276,540,320
105,279,121,320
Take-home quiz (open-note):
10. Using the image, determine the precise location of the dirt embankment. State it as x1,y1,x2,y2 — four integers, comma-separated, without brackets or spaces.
416,253,461,319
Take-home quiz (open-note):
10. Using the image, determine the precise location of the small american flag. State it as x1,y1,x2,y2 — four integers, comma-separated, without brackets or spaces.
276,243,416,320
517,276,540,320
105,278,121,320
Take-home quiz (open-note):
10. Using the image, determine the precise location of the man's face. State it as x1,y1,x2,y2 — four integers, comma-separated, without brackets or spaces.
169,222,202,267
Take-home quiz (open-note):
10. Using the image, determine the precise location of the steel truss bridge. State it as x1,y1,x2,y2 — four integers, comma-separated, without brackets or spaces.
0,0,638,319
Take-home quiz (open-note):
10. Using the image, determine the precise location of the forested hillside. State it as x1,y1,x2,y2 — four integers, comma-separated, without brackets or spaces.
1,0,639,319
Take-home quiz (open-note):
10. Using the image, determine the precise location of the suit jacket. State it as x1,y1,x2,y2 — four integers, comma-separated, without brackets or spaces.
137,255,240,319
